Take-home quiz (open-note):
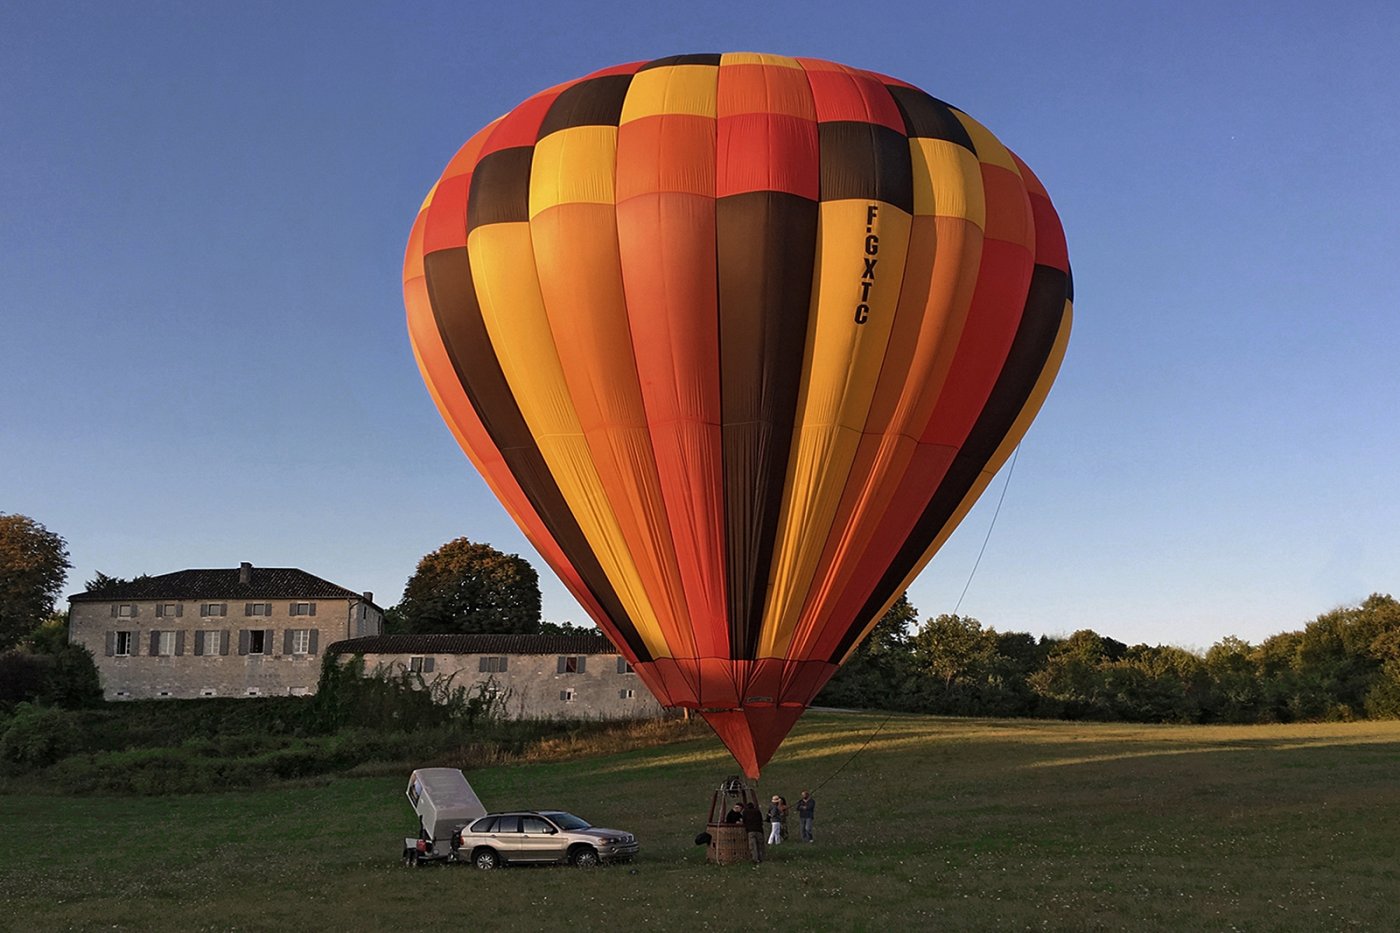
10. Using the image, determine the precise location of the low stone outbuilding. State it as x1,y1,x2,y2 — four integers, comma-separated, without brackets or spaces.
68,562,383,700
325,632,665,720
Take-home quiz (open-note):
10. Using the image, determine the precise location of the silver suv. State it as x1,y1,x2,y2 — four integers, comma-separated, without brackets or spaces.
456,810,638,869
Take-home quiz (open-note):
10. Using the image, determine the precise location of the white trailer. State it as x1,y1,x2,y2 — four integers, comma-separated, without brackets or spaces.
403,767,487,865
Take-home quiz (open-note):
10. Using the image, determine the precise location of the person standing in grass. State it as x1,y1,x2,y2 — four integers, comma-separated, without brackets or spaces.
742,800,765,863
796,790,815,842
767,795,785,844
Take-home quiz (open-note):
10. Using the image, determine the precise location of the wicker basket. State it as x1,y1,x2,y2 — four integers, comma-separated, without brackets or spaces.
707,822,751,865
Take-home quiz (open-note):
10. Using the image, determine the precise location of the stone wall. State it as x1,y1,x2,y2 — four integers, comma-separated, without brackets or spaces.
70,597,383,700
360,650,665,720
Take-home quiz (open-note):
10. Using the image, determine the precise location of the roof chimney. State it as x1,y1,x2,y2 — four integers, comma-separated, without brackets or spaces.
239,562,252,584
362,591,373,604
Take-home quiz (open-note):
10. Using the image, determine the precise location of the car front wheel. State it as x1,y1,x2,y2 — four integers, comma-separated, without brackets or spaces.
474,848,500,870
570,846,599,868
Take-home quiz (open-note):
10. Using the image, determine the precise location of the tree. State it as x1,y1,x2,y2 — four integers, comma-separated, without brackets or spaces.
395,537,542,634
538,619,594,636
0,514,71,651
913,613,997,689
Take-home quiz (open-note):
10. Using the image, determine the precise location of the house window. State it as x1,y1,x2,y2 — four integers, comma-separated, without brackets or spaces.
199,688,217,697
290,630,310,655
409,656,436,673
114,690,130,699
245,687,261,697
245,603,270,617
157,631,176,656
117,604,134,618
114,631,133,656
200,603,227,617
157,690,173,698
202,630,223,655
155,603,180,618
479,656,507,673
248,630,266,655
617,657,634,674
558,655,585,674
290,602,316,617
560,688,576,702
619,688,636,700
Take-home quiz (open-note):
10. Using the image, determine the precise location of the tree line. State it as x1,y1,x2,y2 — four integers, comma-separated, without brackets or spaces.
816,593,1400,723
6,512,1400,726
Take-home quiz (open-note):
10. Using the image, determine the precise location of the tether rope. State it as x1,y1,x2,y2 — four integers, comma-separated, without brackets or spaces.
954,444,1020,615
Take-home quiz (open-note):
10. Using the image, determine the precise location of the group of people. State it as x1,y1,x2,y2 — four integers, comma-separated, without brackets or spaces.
723,789,816,863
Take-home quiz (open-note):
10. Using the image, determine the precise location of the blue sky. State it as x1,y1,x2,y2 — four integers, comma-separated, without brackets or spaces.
4,1,1397,649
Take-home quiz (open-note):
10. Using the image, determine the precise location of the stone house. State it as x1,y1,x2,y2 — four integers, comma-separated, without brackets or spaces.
68,562,383,700
325,632,665,720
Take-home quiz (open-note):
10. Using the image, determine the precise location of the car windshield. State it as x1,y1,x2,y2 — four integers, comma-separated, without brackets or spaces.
542,811,591,831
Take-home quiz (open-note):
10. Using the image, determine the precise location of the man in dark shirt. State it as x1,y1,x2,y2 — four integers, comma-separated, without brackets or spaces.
741,800,764,862
796,790,816,842
723,803,744,824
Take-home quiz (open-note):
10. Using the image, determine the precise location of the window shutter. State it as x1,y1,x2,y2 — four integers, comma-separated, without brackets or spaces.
560,690,568,701
245,603,254,616
105,632,115,656
194,632,204,656
557,656,567,674
289,601,297,616
176,604,183,617
479,657,488,673
200,604,208,617
175,631,186,656
220,631,230,656
308,630,318,655
131,605,139,618
617,657,626,674
577,656,586,674
110,605,118,618
238,630,250,656
156,604,165,618
265,629,274,653
150,631,160,655
423,657,435,673
284,629,294,655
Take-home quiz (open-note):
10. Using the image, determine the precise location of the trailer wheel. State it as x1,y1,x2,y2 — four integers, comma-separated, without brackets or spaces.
473,848,500,870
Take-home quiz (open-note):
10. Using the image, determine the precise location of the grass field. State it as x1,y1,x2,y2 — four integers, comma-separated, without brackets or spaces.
3,712,1398,932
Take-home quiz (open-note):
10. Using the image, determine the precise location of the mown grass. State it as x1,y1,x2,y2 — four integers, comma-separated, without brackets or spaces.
2,713,1398,932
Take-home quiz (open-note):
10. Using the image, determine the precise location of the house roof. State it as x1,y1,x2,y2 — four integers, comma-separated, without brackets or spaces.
68,565,380,609
325,632,619,656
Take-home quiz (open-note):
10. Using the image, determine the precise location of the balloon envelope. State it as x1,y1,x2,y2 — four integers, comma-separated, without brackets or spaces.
404,53,1072,777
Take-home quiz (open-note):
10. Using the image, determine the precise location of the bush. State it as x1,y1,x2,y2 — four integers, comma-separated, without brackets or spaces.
0,651,52,707
0,704,84,768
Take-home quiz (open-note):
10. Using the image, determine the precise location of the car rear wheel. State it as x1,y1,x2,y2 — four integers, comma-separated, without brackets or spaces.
570,846,600,868
474,848,500,870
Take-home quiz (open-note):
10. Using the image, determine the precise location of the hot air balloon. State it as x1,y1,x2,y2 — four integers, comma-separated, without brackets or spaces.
403,53,1072,778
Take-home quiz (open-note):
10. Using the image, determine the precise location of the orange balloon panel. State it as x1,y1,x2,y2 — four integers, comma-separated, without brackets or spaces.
404,53,1073,777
